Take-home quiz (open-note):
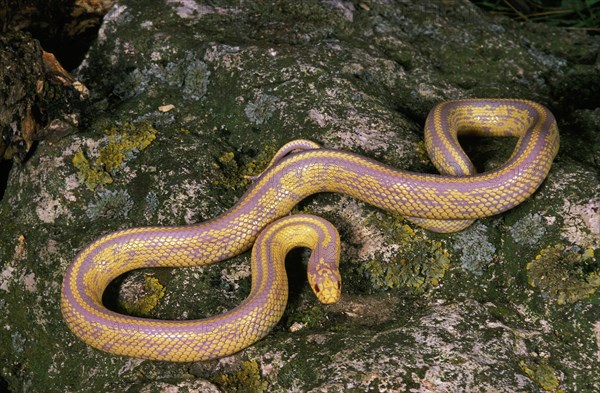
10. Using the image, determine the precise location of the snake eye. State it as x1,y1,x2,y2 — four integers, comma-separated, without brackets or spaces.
314,284,320,293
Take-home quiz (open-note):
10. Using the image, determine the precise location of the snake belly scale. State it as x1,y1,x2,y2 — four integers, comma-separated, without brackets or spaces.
61,99,559,362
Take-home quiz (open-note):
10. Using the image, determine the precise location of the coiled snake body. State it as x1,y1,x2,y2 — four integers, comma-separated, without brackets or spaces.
61,99,559,361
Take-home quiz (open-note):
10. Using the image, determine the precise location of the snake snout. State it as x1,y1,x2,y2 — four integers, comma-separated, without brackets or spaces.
310,270,342,304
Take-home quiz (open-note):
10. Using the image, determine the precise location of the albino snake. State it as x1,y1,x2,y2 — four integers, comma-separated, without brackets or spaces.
61,99,559,361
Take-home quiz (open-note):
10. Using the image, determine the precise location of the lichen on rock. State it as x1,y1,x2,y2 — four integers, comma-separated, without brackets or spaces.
72,121,157,190
1,0,599,391
510,213,547,246
72,149,113,190
211,360,268,393
244,94,280,125
360,217,450,293
452,222,496,276
120,275,166,317
85,189,134,220
527,244,599,305
519,358,564,392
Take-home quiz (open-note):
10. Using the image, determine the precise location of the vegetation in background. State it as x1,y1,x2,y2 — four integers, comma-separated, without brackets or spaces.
471,0,600,31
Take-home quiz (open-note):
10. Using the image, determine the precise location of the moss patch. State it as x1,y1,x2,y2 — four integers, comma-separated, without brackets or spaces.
212,360,268,393
72,150,113,190
211,145,278,191
527,245,599,305
120,275,166,316
519,359,564,392
360,217,450,293
73,121,157,190
286,305,325,330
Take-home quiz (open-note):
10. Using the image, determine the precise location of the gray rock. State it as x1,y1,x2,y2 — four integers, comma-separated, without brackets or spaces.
1,0,599,392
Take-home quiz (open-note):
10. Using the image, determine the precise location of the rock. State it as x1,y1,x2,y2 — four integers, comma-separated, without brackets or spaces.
1,0,116,70
1,0,598,392
0,31,89,162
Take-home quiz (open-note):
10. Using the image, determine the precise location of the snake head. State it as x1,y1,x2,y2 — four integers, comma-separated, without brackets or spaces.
308,264,342,304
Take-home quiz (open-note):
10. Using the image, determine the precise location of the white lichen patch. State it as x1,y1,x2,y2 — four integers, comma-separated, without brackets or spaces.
64,174,81,198
35,192,71,224
117,358,145,377
255,350,288,378
63,136,99,157
561,197,600,248
0,266,16,292
220,263,251,295
510,213,546,245
85,189,134,220
244,94,281,125
324,0,355,22
453,222,496,275
23,273,36,293
204,44,243,71
0,262,36,293
308,108,333,128
39,239,60,265
96,4,128,44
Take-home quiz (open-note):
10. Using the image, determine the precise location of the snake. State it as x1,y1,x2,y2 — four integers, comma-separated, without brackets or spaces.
61,99,559,362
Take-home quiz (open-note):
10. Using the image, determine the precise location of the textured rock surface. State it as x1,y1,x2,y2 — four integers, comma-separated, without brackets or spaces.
1,0,599,392
0,31,89,162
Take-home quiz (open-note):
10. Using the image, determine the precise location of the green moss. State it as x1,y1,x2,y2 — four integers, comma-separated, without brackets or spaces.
212,360,268,393
287,305,325,329
360,217,450,293
211,145,278,191
72,121,157,190
526,245,599,305
519,359,564,392
121,275,166,316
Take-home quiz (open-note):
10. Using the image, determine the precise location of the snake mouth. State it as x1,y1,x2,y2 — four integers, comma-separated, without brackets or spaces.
313,281,342,304
319,294,341,305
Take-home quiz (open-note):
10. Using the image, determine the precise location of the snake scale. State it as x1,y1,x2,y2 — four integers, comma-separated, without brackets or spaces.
61,99,559,362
